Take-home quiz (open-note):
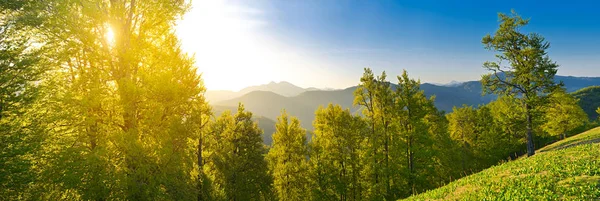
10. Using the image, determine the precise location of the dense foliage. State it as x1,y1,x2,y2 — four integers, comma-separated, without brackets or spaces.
1,3,593,200
571,86,600,121
541,89,588,139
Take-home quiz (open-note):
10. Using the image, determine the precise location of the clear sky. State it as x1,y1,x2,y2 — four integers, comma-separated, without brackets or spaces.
176,0,600,91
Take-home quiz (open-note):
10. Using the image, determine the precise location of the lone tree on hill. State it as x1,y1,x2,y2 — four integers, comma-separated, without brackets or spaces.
481,11,561,156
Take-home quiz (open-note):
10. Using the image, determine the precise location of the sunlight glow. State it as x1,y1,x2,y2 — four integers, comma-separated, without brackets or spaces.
175,0,334,91
105,24,115,47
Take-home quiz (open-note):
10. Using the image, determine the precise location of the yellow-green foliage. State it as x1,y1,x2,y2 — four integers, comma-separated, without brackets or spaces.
542,89,589,137
309,104,367,200
404,127,600,200
268,111,309,201
481,11,561,156
202,104,274,201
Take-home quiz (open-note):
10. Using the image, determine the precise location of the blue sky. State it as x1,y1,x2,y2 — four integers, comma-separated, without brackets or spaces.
177,0,600,91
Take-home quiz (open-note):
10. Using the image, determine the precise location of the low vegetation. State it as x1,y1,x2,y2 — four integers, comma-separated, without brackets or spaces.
405,127,600,200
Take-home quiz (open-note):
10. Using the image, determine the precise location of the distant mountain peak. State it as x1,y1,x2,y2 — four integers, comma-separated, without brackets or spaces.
234,81,307,97
445,80,465,87
430,80,465,87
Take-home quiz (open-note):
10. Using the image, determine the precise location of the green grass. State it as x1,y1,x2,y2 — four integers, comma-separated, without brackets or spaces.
404,127,600,200
539,126,600,152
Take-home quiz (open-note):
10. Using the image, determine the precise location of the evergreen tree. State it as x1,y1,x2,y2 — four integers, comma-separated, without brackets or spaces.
481,11,561,156
267,111,309,201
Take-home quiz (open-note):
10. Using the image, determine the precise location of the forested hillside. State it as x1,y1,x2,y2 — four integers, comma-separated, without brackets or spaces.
1,1,598,201
572,86,600,120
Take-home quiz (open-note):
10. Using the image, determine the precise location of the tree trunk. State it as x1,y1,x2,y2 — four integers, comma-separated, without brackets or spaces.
461,130,466,174
525,103,535,156
407,136,414,195
384,126,390,200
197,136,203,201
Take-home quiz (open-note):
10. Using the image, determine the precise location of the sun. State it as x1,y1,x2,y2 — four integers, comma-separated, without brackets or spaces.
175,0,281,91
104,24,115,47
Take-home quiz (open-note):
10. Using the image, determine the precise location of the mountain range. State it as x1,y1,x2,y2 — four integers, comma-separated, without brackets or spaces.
209,75,600,145
206,81,330,103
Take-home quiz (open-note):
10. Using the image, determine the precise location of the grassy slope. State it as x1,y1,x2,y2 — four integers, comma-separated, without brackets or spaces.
404,127,600,200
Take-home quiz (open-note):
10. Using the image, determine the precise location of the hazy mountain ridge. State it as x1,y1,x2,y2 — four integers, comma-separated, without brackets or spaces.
556,75,600,92
239,81,306,97
212,104,277,145
206,81,314,103
210,75,600,141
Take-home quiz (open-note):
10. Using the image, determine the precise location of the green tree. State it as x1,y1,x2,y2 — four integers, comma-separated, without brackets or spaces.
394,70,442,195
420,108,458,187
447,104,515,173
481,11,560,156
353,68,456,198
0,2,45,199
25,0,210,199
447,106,479,173
193,92,212,201
309,104,366,200
267,111,309,201
596,107,600,121
542,89,588,139
486,95,529,158
353,68,398,200
204,104,273,201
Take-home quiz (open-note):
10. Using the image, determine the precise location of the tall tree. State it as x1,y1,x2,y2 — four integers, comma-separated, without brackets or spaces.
27,0,210,199
481,11,560,156
447,106,478,173
204,104,273,201
394,70,440,195
420,108,458,187
486,95,529,159
193,90,212,201
267,111,309,201
353,68,397,200
542,89,588,139
309,104,366,201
